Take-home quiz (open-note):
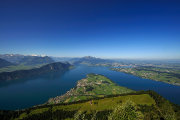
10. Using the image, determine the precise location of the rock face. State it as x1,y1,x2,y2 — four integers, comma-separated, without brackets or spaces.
48,74,133,104
0,62,71,81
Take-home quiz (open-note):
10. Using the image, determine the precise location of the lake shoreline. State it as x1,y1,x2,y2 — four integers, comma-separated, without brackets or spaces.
0,65,180,110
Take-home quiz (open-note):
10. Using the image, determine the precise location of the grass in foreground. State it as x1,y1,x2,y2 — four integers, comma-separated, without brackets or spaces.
2,91,178,120
16,93,155,120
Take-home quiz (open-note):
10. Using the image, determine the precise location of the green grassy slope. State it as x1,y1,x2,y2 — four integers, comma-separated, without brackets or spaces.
15,93,155,120
3,91,178,120
48,74,134,104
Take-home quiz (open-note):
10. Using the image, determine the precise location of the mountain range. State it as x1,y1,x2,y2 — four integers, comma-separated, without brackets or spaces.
0,62,72,81
0,58,14,68
72,56,114,65
0,54,115,69
0,54,55,67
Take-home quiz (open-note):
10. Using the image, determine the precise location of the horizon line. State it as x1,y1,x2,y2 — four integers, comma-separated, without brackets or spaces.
1,53,180,60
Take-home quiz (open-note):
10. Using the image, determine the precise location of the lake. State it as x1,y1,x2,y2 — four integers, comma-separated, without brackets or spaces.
0,65,180,110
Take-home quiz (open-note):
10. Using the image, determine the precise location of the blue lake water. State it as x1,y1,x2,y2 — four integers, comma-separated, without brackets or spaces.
0,65,180,110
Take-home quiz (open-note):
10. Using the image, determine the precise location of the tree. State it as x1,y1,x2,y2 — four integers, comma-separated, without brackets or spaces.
74,111,86,120
108,100,144,120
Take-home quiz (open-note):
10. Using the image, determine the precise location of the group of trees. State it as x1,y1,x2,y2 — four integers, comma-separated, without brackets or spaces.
74,100,143,120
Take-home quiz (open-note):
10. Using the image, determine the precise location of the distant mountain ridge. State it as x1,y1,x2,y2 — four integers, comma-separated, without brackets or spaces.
51,56,75,62
73,56,113,65
0,62,72,81
0,54,25,63
17,56,54,65
0,54,54,66
0,58,14,68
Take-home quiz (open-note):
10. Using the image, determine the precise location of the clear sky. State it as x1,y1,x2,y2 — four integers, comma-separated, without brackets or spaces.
0,0,180,59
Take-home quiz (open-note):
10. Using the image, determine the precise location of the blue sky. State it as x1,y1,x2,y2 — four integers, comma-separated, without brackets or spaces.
0,0,180,59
